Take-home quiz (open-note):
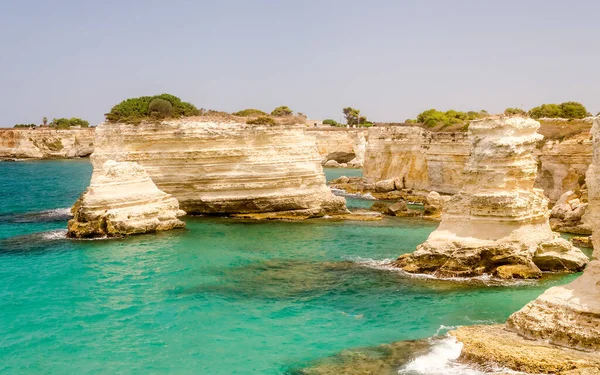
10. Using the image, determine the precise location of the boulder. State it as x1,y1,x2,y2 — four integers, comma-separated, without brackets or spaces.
375,179,397,193
324,160,340,168
388,201,408,215
325,151,356,164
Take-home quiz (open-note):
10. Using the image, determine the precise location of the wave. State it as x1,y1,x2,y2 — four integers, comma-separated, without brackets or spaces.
399,335,526,375
41,229,68,240
330,188,376,200
348,256,538,287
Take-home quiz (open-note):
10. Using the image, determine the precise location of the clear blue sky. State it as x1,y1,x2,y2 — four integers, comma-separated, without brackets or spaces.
1,0,598,126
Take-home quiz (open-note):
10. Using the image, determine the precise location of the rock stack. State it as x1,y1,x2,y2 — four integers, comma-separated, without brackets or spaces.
506,117,600,349
393,117,588,278
67,160,185,238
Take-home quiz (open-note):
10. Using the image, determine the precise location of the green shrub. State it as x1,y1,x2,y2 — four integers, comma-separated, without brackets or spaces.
528,102,588,119
149,98,173,118
246,116,277,125
105,94,200,123
412,109,487,128
48,118,89,129
271,106,293,117
323,119,339,126
504,108,527,116
232,108,268,117
13,124,37,128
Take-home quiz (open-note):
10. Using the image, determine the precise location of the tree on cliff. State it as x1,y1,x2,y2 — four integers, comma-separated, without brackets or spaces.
271,106,293,117
49,118,90,129
42,117,48,126
232,109,268,117
343,107,360,125
504,108,527,116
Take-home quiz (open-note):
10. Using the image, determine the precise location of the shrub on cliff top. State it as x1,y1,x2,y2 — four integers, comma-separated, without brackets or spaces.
412,109,487,128
528,102,589,119
48,117,90,129
13,123,37,128
323,119,339,126
232,108,268,117
246,116,277,126
271,106,293,117
149,98,173,118
105,94,200,123
504,108,527,116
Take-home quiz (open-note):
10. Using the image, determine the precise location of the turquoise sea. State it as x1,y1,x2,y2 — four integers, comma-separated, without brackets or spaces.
0,161,583,374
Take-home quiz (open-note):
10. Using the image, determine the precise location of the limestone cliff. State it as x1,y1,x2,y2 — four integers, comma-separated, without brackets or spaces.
90,120,346,217
67,160,185,238
0,128,95,159
362,123,592,203
506,116,600,350
308,128,368,168
363,126,470,194
392,117,588,278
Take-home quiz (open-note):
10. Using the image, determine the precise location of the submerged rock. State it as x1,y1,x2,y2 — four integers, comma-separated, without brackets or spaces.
67,160,185,238
393,117,588,278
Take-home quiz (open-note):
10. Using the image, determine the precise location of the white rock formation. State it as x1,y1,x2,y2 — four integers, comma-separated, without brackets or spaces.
0,128,95,159
308,128,368,168
90,120,347,218
392,117,588,278
507,117,600,350
67,160,185,238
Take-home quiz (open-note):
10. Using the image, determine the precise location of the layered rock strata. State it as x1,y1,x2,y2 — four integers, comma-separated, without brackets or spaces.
90,120,347,217
0,128,94,159
67,160,185,238
506,117,600,351
392,117,588,278
550,189,591,234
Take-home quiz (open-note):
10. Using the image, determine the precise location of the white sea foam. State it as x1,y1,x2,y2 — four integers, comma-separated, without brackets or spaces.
37,207,72,219
348,256,538,286
399,336,484,375
41,229,68,240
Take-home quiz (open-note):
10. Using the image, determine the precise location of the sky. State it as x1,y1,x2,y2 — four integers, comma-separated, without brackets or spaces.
1,0,599,127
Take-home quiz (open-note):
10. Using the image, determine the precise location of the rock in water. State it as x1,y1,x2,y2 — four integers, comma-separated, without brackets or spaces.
91,121,346,218
392,117,588,278
67,160,185,238
506,116,600,351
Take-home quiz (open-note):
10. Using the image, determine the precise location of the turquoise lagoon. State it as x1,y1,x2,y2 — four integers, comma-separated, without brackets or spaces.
0,161,582,374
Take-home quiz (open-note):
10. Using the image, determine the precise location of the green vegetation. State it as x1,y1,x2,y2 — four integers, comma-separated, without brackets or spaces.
413,109,487,127
246,116,277,126
148,98,173,118
323,119,340,126
271,106,293,117
13,124,37,128
528,102,589,119
49,118,90,129
504,107,527,116
105,94,200,123
232,108,268,117
42,117,48,126
342,107,372,127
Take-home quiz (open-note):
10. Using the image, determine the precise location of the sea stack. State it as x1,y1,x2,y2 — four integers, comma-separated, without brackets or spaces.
506,117,600,350
393,116,588,278
90,120,347,218
67,160,185,238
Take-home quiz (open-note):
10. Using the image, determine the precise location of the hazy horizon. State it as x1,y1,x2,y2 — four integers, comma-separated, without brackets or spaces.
1,0,599,127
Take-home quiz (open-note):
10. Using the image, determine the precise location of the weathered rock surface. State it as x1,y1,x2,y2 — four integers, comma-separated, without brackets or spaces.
0,128,94,159
423,191,451,218
550,190,591,234
308,128,368,168
506,116,600,351
67,160,185,238
392,117,588,278
451,325,600,374
91,120,347,217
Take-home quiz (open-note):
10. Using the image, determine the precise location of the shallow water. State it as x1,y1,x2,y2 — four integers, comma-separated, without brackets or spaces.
0,160,582,374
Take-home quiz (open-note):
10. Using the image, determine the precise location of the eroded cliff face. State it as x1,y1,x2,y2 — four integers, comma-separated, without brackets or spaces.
308,128,368,168
363,126,471,194
362,124,592,202
0,128,95,159
67,160,185,238
506,117,600,351
90,120,346,217
392,117,588,279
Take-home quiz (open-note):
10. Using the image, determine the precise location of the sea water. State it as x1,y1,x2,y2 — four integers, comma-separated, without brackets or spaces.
0,161,582,374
